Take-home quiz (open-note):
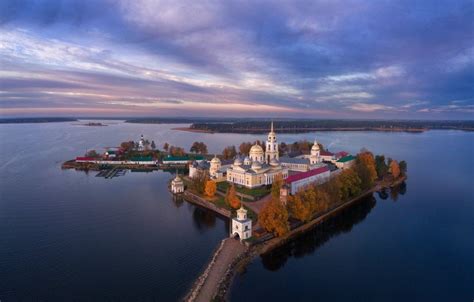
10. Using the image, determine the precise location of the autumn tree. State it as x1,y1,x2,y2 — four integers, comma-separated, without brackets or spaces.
320,176,342,205
190,142,208,154
271,173,283,200
192,170,208,194
290,140,311,155
144,139,151,150
239,142,253,155
288,190,313,222
169,146,185,156
163,142,169,152
225,184,240,209
338,169,362,201
390,160,401,179
222,145,237,159
259,199,289,237
288,186,329,222
120,141,135,153
356,151,377,189
204,180,217,197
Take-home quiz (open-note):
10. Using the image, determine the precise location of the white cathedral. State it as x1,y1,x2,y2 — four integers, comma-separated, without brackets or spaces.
226,122,289,188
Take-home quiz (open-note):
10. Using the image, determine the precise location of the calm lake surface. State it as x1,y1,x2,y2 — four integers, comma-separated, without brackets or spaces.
0,121,473,301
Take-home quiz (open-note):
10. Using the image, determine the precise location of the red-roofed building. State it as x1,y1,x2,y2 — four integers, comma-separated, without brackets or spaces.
320,150,334,161
285,166,330,195
335,151,349,160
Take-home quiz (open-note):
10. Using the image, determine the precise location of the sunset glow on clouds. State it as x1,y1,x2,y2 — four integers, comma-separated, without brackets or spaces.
0,0,473,118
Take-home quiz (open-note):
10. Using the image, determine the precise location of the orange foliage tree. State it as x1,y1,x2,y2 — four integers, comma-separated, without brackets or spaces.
288,191,313,222
259,199,289,237
204,180,217,197
288,186,330,222
390,160,401,179
225,184,240,209
356,151,378,189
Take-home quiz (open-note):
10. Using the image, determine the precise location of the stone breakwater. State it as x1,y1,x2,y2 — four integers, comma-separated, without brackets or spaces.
184,238,247,302
185,239,226,302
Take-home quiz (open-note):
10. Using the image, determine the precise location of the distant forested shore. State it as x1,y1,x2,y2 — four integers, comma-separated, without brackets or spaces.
0,117,78,124
186,120,474,133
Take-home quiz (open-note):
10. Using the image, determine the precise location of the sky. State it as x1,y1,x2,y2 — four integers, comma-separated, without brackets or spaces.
0,0,473,119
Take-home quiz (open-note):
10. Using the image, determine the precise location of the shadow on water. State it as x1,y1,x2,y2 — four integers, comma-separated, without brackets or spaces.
377,181,407,202
191,206,231,233
261,195,377,271
261,182,408,272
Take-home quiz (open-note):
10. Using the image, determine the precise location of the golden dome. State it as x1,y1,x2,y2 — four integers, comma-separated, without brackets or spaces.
312,140,320,151
249,144,264,155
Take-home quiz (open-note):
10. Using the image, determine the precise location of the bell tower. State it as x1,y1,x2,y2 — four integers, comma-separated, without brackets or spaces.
265,121,279,163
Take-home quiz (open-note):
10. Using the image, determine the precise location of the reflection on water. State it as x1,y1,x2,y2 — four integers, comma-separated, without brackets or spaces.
377,181,407,201
261,195,377,271
193,207,218,230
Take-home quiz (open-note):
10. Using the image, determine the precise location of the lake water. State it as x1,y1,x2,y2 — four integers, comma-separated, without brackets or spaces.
0,121,473,301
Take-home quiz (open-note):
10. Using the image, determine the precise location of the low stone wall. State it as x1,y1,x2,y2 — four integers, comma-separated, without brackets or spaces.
183,191,231,218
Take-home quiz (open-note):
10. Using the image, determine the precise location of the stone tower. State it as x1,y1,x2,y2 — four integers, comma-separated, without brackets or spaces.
265,121,279,164
231,204,252,241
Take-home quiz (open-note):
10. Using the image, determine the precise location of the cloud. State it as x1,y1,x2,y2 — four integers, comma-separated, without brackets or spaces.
0,0,473,118
347,103,394,112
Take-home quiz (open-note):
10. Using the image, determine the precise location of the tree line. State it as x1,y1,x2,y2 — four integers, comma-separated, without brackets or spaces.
258,149,407,237
191,120,474,133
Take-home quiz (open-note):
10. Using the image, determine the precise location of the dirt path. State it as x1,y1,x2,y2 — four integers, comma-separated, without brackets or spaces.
186,238,247,302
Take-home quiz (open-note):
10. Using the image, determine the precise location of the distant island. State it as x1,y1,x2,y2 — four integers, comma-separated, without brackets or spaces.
185,119,474,133
78,122,107,127
0,117,77,124
122,118,474,133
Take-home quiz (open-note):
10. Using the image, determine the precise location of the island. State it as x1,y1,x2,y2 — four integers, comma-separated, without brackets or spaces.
62,123,408,301
177,122,407,302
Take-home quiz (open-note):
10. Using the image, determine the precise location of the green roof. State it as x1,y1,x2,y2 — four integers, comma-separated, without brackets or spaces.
337,155,355,163
106,150,117,154
130,156,153,161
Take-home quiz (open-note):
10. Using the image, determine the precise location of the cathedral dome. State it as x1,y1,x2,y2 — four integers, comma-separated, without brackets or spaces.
311,140,320,152
249,144,264,156
211,155,221,164
243,156,251,165
251,160,262,170
233,157,243,166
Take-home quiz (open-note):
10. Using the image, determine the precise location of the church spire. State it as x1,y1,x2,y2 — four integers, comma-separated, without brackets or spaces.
271,121,274,132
